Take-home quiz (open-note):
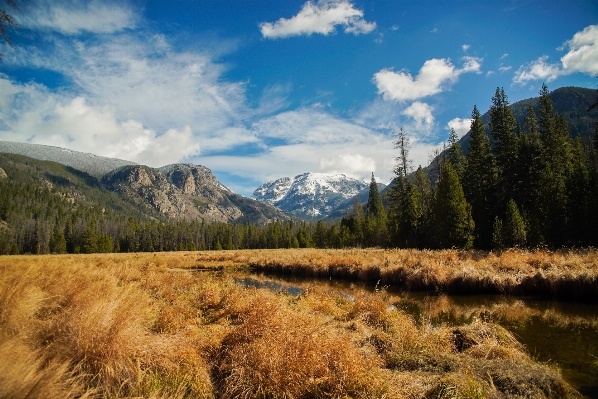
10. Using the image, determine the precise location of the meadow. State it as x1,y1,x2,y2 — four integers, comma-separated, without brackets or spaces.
0,250,587,398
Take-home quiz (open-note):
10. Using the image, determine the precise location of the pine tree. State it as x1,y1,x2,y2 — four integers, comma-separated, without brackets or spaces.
537,84,572,246
433,162,475,249
566,137,591,245
49,225,67,254
463,105,497,249
491,217,504,251
81,222,98,254
490,87,519,206
365,173,387,247
517,105,545,246
447,128,466,180
397,182,422,248
502,199,526,248
366,173,385,219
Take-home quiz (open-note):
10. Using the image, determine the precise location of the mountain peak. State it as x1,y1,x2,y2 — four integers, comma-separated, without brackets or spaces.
252,172,370,219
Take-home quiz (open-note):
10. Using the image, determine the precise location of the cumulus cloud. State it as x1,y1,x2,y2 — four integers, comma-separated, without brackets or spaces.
513,56,562,84
514,24,598,84
462,44,470,52
447,117,471,138
373,57,482,102
561,24,598,74
402,102,434,131
0,81,200,166
259,0,376,39
16,0,137,34
319,153,376,177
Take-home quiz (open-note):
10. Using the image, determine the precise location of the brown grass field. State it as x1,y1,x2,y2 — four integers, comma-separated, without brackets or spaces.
0,250,587,398
191,248,598,300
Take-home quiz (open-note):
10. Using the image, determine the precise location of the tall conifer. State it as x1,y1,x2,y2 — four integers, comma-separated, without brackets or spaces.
463,105,496,248
433,162,474,249
490,87,519,206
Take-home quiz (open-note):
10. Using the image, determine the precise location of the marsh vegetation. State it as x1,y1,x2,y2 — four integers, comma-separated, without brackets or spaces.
2,250,593,398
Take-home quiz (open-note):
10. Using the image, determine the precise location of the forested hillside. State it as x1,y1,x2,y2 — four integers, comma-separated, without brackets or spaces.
1,84,597,254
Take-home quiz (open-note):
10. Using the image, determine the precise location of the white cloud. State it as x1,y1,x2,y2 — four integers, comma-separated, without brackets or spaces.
0,30,261,166
16,0,137,34
319,153,376,177
259,0,376,39
462,44,470,52
430,28,438,33
500,53,509,59
498,64,512,72
513,56,562,84
391,25,399,31
561,24,598,75
486,71,495,77
373,57,482,102
0,83,200,167
447,117,471,138
514,24,598,84
402,102,434,131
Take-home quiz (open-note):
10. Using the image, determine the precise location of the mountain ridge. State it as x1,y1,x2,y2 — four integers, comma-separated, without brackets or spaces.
252,172,377,220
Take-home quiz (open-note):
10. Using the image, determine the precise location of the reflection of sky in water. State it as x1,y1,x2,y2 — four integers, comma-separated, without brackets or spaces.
233,272,598,398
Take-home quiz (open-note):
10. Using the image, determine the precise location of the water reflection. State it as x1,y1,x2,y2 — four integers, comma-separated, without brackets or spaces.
235,272,598,398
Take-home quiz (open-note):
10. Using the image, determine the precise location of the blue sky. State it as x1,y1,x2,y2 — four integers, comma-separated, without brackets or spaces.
0,0,597,196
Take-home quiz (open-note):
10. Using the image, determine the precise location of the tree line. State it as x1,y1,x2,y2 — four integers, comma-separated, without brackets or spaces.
1,84,597,254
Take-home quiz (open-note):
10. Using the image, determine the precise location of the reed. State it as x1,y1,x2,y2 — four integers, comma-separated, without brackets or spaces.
0,252,575,398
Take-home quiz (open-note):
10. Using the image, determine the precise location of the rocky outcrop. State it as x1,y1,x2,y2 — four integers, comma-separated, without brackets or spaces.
103,164,288,224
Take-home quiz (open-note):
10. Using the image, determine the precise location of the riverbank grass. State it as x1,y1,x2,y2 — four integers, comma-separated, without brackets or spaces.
0,252,576,398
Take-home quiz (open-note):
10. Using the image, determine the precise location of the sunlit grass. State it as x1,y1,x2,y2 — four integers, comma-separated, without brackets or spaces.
0,251,576,398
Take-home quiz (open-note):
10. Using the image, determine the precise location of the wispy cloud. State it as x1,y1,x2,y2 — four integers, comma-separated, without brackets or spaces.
372,57,482,102
462,44,470,52
514,24,598,84
259,0,376,39
16,0,137,34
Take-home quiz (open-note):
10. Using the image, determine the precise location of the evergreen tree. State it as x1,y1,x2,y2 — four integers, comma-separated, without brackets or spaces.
490,87,519,206
366,173,385,219
491,217,504,251
49,225,67,254
566,137,591,245
397,182,422,248
517,105,545,246
365,173,387,247
447,128,467,180
537,84,572,246
463,105,497,249
433,162,475,249
81,222,98,254
502,199,527,248
314,220,327,248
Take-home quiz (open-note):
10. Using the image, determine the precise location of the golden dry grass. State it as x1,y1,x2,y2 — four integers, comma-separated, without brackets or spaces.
0,251,576,398
187,248,598,300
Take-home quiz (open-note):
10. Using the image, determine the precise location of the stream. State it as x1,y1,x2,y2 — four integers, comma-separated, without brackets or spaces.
234,272,598,398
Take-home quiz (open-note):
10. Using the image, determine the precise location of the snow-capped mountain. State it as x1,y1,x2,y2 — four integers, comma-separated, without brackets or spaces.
252,172,370,219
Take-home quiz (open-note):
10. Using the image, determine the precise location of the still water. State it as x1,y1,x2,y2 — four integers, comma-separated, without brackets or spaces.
235,273,598,398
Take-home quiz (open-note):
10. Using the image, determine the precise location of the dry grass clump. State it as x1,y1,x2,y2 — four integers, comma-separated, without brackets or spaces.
0,252,576,398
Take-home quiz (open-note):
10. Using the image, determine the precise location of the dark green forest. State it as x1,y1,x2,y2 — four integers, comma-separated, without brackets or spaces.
1,84,597,254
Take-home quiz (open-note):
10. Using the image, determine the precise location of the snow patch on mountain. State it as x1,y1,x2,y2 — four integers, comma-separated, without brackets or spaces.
252,172,369,219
